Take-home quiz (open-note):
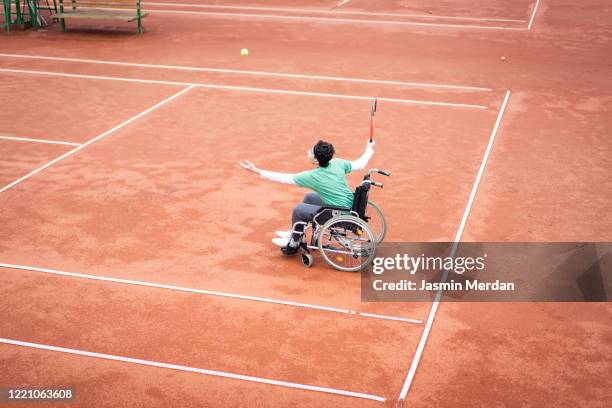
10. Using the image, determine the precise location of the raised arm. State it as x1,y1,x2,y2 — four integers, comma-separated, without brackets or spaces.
350,140,376,172
239,160,296,185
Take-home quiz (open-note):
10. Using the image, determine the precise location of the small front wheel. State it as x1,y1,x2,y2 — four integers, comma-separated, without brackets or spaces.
301,252,314,268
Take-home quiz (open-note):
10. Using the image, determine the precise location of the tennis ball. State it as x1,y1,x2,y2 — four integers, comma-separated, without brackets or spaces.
241,48,249,56
501,56,506,61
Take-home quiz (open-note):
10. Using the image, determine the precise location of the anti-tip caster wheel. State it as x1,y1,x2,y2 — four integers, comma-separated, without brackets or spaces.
301,252,314,268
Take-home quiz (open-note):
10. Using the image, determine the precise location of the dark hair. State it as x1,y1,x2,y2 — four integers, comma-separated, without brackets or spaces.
313,140,335,167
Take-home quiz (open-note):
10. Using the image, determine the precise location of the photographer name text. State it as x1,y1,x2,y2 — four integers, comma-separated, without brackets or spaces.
372,279,515,292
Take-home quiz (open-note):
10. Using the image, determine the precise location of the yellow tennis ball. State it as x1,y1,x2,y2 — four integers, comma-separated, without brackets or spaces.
241,48,249,56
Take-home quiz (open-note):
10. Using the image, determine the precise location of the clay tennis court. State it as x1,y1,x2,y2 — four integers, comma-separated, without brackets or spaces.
1,0,611,406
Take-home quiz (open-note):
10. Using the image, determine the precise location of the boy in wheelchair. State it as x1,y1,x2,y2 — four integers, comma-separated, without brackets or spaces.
240,139,376,256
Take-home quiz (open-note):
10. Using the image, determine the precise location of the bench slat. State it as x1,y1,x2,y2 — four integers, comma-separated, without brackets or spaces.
64,2,137,8
62,0,138,4
56,10,149,22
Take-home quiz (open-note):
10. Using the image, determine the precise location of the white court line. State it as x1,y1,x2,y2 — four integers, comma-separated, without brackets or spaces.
0,68,488,109
0,263,422,325
397,91,511,402
0,53,492,92
0,338,385,402
358,313,421,324
145,2,526,23
0,86,193,194
149,9,525,31
0,135,81,146
332,0,350,10
527,0,541,30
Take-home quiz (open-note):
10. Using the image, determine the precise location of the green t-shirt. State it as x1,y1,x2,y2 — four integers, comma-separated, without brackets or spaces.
292,159,354,208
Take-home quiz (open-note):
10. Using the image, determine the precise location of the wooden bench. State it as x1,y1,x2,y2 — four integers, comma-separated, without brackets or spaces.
56,0,148,33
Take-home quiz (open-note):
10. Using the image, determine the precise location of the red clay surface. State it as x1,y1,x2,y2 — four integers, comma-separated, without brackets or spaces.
0,87,497,314
0,141,69,187
0,75,185,143
337,0,533,19
1,0,611,407
0,268,422,403
143,0,533,22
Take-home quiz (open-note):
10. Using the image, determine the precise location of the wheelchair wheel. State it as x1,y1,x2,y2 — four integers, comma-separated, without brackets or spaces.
317,215,376,272
301,251,313,268
366,200,387,243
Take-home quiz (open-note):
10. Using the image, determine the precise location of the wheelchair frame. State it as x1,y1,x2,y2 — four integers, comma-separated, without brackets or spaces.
290,168,390,271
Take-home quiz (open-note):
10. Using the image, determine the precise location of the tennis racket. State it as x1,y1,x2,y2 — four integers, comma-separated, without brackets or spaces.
369,97,378,142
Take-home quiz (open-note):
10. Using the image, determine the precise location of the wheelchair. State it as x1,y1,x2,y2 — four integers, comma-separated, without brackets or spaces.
293,169,390,271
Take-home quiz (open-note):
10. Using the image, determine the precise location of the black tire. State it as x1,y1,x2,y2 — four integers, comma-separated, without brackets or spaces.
301,252,314,268
366,200,387,243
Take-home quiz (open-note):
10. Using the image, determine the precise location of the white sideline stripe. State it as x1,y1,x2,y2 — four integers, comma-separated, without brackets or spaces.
149,9,526,31
397,91,511,402
0,68,488,109
527,0,541,30
145,2,526,23
358,313,422,324
0,263,422,325
0,135,81,146
0,86,193,194
0,338,386,402
0,53,493,92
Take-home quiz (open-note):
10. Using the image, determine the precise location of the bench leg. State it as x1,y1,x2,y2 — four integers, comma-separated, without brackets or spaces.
60,18,65,31
137,17,142,34
3,0,10,34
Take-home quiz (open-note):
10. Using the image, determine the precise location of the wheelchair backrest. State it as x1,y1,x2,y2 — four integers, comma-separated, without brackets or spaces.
351,183,371,220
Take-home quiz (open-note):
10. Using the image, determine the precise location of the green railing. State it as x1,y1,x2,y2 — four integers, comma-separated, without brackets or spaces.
2,0,47,34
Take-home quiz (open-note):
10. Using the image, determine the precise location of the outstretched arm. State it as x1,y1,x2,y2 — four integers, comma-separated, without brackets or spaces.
239,160,296,185
349,140,376,171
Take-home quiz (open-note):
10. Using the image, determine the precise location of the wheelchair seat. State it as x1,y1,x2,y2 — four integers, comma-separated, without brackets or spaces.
318,204,352,212
312,183,371,227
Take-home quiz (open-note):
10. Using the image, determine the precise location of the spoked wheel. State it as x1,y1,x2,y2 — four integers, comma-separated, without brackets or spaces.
317,215,377,272
365,200,387,243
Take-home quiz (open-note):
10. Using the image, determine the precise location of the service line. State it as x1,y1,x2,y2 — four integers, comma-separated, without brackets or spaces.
0,262,422,325
0,135,81,146
0,53,492,92
396,91,511,402
0,68,488,109
0,86,193,193
0,338,386,402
